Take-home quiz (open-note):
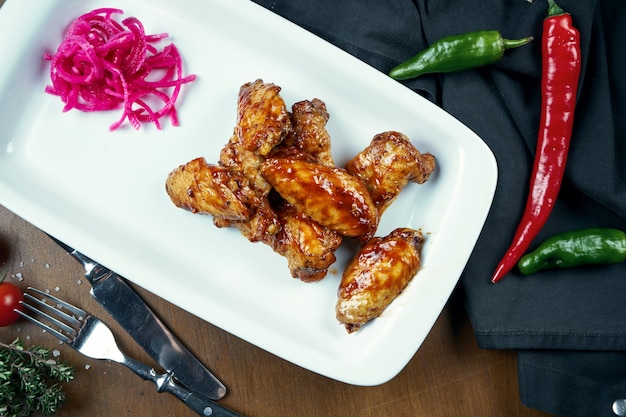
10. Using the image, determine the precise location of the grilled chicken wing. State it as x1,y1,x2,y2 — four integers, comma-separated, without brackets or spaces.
259,98,342,281
165,157,280,241
219,79,292,196
231,79,292,156
271,99,334,166
269,200,343,282
215,79,293,240
165,157,252,220
260,157,378,239
336,227,424,333
167,80,293,242
346,131,435,215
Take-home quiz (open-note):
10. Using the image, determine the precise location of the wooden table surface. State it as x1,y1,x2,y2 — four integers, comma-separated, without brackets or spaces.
0,205,555,417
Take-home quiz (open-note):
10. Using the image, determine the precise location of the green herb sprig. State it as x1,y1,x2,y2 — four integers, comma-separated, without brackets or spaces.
0,338,74,417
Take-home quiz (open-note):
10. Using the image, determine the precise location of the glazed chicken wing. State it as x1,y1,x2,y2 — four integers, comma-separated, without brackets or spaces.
215,79,294,240
258,98,343,281
231,79,292,156
260,157,378,239
220,79,292,196
167,80,293,242
270,98,334,166
165,157,280,241
346,131,436,215
269,200,343,282
165,157,252,220
336,227,424,333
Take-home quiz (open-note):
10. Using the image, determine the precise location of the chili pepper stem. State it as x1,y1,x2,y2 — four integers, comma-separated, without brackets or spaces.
547,0,565,16
502,36,534,50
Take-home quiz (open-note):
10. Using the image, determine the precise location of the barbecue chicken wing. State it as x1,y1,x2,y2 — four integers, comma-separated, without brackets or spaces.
261,98,344,281
336,227,424,333
260,157,378,239
215,79,294,240
167,80,292,242
165,157,281,241
269,200,343,282
219,79,292,196
230,79,292,156
346,131,436,215
269,99,334,167
165,157,252,220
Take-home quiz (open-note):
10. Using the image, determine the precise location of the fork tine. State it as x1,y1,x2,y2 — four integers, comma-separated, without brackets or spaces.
26,287,87,318
20,295,78,333
15,287,90,346
14,306,72,344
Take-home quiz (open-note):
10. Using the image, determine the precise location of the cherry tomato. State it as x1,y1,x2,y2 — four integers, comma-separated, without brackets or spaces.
0,280,24,327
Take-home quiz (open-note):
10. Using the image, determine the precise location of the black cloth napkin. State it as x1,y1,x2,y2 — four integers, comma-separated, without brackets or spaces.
250,1,626,416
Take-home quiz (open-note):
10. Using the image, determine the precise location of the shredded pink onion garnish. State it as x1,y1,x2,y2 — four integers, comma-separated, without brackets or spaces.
44,8,197,131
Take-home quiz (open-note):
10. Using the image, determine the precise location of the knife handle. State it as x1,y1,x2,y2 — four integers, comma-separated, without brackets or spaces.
153,369,244,417
181,390,245,417
124,357,244,417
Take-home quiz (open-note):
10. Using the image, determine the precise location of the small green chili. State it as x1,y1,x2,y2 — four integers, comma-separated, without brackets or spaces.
388,30,533,80
517,228,626,275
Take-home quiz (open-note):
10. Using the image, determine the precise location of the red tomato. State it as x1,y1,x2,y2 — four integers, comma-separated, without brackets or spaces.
0,280,24,327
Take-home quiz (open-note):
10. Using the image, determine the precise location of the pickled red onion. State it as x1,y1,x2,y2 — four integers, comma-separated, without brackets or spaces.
44,8,196,131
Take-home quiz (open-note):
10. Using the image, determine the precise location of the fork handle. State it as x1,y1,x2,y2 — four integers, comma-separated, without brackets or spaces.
123,357,244,416
157,371,244,417
176,386,244,417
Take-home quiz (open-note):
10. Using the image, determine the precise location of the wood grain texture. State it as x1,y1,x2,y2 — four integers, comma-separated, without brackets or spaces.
0,205,554,417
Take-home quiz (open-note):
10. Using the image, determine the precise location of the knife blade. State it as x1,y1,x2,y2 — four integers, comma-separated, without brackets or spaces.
48,235,227,401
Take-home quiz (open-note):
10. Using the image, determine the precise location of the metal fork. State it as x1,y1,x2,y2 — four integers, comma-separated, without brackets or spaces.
15,287,243,417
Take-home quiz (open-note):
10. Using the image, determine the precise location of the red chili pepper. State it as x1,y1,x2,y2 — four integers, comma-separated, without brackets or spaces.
491,0,581,283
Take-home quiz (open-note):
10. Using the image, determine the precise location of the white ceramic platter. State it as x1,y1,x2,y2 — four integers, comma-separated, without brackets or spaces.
0,0,497,385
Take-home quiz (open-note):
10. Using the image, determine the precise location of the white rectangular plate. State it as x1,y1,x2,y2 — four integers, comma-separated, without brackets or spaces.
0,0,497,385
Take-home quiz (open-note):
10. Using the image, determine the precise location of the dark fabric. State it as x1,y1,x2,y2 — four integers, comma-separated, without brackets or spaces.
250,1,626,416
456,1,626,352
518,350,626,417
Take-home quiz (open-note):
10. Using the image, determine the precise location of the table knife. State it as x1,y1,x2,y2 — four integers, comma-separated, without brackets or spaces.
48,235,227,401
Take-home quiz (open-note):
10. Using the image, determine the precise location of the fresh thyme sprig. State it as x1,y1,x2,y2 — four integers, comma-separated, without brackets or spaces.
0,338,74,417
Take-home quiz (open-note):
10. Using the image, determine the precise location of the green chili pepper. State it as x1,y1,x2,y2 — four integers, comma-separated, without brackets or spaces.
388,30,533,80
517,228,626,275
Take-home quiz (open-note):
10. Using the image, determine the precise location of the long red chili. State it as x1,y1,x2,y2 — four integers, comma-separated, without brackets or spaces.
492,0,581,283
